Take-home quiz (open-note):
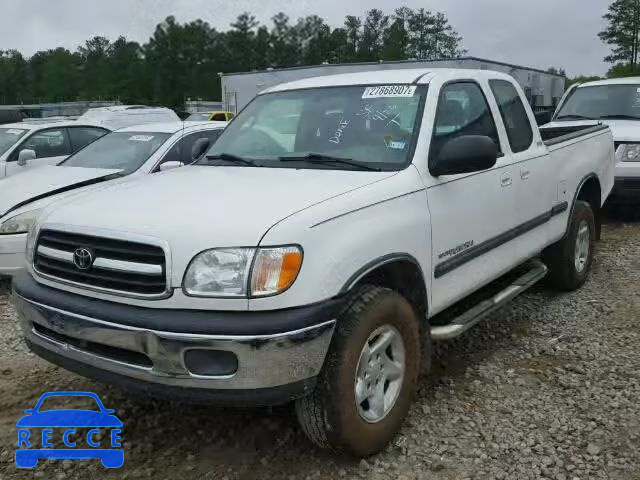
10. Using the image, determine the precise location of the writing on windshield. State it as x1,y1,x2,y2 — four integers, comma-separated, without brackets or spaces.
556,84,640,120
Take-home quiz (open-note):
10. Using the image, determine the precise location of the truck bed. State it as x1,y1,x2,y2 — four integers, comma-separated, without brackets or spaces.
540,123,608,146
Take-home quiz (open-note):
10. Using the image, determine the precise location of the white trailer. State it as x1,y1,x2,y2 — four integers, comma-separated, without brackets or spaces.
220,56,566,114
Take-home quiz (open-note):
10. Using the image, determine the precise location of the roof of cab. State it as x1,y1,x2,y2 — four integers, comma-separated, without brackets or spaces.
577,77,640,88
263,68,515,93
115,121,227,134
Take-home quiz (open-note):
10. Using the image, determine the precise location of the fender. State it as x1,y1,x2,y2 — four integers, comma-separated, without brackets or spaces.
340,252,426,293
563,172,600,239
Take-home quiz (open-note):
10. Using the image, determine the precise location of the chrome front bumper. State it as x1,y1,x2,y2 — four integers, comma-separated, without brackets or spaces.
14,293,335,391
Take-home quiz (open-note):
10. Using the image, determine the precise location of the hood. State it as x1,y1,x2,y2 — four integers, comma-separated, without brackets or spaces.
42,165,396,265
543,119,640,143
0,165,121,218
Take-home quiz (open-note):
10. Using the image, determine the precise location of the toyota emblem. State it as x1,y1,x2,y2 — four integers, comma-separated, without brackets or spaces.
72,248,94,271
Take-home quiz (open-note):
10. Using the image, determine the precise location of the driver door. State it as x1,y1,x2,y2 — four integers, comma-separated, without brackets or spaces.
5,127,71,177
426,80,519,314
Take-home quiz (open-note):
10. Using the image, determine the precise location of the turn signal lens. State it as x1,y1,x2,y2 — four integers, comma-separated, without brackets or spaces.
251,246,303,296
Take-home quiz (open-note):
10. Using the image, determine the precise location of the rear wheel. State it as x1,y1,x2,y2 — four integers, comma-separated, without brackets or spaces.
295,285,422,457
543,200,595,291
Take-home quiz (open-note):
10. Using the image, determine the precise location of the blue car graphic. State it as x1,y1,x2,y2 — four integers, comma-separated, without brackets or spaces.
15,391,123,468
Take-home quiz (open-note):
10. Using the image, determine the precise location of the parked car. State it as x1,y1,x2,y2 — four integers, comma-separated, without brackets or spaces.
545,77,640,203
185,111,234,122
0,107,183,180
12,69,614,457
77,105,181,129
0,108,26,125
0,121,226,276
0,121,109,179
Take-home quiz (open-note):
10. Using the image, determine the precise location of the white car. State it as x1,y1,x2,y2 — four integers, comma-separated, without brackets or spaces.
0,121,226,275
0,121,109,178
12,69,614,456
0,106,181,180
545,77,640,203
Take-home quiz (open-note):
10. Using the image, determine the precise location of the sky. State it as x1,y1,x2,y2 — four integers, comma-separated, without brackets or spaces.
0,0,612,77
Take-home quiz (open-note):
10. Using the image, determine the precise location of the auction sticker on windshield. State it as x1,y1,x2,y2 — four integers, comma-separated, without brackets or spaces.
129,135,155,142
362,85,417,99
15,391,124,469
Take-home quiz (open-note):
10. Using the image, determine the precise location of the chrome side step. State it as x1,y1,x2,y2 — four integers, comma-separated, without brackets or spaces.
430,260,548,341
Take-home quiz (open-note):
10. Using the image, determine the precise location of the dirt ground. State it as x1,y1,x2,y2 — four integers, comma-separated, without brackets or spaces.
0,212,638,480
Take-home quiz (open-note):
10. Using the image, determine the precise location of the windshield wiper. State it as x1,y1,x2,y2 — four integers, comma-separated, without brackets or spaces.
205,153,259,167
555,114,597,121
599,114,640,121
278,153,382,172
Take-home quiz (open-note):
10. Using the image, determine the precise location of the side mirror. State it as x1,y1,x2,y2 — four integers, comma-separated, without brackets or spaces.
23,409,34,414
191,138,211,161
17,149,36,166
429,135,499,177
159,161,184,172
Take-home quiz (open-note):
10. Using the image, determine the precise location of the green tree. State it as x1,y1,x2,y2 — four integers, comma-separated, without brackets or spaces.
359,9,389,61
269,13,299,66
382,7,411,61
599,0,640,68
344,16,362,62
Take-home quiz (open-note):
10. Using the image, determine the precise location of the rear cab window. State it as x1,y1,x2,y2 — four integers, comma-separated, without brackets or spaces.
489,80,534,153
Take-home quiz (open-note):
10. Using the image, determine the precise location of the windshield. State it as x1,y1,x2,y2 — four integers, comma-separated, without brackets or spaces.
556,84,640,120
186,112,211,121
0,127,28,156
204,85,426,170
60,131,171,174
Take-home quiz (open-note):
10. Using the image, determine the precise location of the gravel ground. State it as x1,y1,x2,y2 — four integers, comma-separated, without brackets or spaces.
0,218,638,480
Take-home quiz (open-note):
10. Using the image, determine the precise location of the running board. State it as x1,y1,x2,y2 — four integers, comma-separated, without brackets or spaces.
430,260,548,341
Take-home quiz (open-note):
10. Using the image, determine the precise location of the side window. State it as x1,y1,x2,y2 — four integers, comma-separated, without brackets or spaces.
157,130,223,168
17,128,71,159
68,127,108,152
430,82,500,162
211,113,227,122
490,80,534,153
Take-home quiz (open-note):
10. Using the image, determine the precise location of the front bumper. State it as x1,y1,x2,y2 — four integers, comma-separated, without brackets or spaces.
13,272,340,405
609,177,640,203
0,233,27,276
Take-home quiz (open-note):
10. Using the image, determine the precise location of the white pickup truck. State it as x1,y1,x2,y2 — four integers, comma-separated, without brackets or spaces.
545,77,640,203
12,69,615,457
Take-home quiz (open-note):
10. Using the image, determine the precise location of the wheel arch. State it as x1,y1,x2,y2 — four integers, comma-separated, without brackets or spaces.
569,173,602,240
341,253,428,319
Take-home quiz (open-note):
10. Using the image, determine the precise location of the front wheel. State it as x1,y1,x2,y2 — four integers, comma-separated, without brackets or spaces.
543,200,595,291
295,285,422,457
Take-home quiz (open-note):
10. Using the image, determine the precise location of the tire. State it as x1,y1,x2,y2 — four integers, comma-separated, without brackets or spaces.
295,285,423,457
543,200,595,291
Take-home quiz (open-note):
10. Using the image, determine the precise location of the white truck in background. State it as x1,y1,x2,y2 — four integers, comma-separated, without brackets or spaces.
546,77,640,203
13,69,615,457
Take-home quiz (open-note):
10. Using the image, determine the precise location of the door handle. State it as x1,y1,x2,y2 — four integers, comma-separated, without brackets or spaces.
500,173,512,187
520,169,531,180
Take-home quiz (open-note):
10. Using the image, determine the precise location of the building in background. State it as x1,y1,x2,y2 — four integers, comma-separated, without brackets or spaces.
221,57,566,114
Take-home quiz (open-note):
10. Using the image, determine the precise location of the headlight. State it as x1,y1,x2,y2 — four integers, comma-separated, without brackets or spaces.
616,144,640,162
0,209,42,235
183,245,302,297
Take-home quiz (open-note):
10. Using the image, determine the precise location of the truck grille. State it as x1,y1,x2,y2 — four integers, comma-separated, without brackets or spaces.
34,229,167,296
